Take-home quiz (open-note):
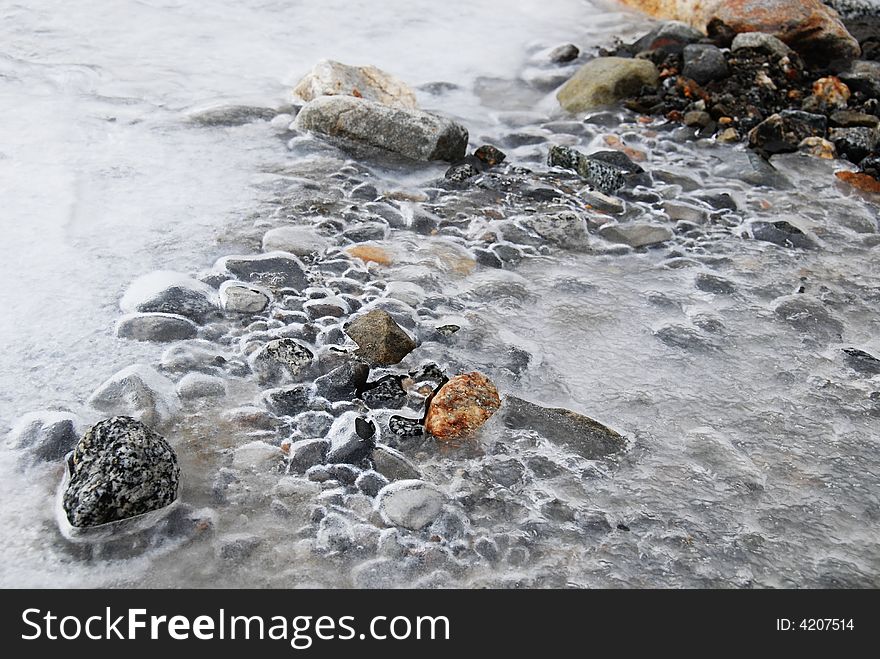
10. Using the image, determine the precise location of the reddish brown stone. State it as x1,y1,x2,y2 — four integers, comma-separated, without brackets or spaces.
424,372,501,441
836,170,880,194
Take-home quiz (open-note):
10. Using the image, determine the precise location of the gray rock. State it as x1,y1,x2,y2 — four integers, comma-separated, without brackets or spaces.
292,410,334,437
344,309,417,366
232,441,282,471
115,312,199,342
829,126,880,162
287,438,330,472
214,252,308,291
62,416,180,527
633,21,704,52
261,226,331,257
159,340,228,373
342,222,387,242
375,479,446,530
682,44,729,85
370,444,422,481
360,375,407,409
482,457,526,488
250,338,314,383
501,396,626,459
293,95,468,162
313,359,370,401
219,281,271,314
556,57,659,113
216,533,262,561
351,557,403,587
7,410,82,462
548,43,580,64
303,296,348,319
842,348,880,376
120,271,218,323
731,32,794,60
774,296,844,342
520,211,590,251
751,221,817,249
355,469,389,497
327,463,361,485
262,384,313,416
695,273,736,295
188,105,275,127
88,364,181,427
599,223,673,248
315,511,354,553
749,110,828,154
547,145,626,194
325,412,376,464
176,372,227,400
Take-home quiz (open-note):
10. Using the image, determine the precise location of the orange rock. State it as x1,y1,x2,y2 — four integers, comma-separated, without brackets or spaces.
810,76,850,109
836,170,880,194
345,244,392,266
799,136,836,159
424,372,501,441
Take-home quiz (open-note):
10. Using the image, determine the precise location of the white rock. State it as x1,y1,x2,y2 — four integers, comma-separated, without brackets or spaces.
383,281,426,307
88,364,181,427
176,372,227,399
261,226,331,257
232,440,281,471
219,280,271,314
375,479,445,530
294,59,418,109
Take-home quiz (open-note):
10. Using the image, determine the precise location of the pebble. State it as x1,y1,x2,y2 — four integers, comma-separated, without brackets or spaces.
682,44,729,85
215,252,308,291
219,281,271,314
375,479,446,530
232,440,282,471
344,309,417,366
324,412,376,464
556,57,659,113
371,444,422,481
355,469,389,497
176,372,227,399
120,271,218,323
115,312,199,342
88,364,181,427
7,410,82,462
287,438,330,473
599,223,673,248
261,226,331,257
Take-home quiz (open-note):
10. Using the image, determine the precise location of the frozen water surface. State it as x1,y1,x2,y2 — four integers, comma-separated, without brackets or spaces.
1,0,879,587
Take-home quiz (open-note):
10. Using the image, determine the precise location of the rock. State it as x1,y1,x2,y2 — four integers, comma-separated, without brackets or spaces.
292,410,334,437
829,127,880,162
214,252,308,291
345,244,393,266
344,310,417,366
835,170,880,193
303,296,348,319
293,60,418,109
187,105,276,127
115,312,198,342
682,44,729,84
424,372,501,441
120,271,218,323
262,384,312,416
695,273,736,294
830,111,880,128
159,341,228,373
799,136,837,158
219,281,271,314
261,226,331,257
547,145,627,194
325,412,377,464
474,144,507,167
62,416,179,527
684,110,712,127
804,76,851,112
632,20,705,52
445,162,481,183
232,441,281,471
748,110,827,154
355,470,389,497
176,372,226,400
315,511,354,553
250,338,314,383
618,1,860,65
751,220,817,248
839,59,880,98
7,411,82,462
599,223,673,248
520,212,590,251
88,364,180,427
293,96,468,163
482,456,526,488
287,438,330,472
388,415,425,438
313,360,370,401
501,396,625,459
371,444,422,481
548,43,580,63
361,375,407,409
731,32,794,59
557,57,659,113
216,533,262,561
375,479,446,530
843,348,880,375
774,296,844,341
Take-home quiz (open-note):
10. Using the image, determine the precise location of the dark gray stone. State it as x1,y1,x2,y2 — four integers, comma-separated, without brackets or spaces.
752,221,817,249
843,348,880,375
361,375,407,409
262,384,312,416
314,360,370,401
116,313,199,342
288,438,330,472
120,272,218,323
355,469,389,497
325,412,376,464
7,411,81,462
682,44,729,85
216,252,308,290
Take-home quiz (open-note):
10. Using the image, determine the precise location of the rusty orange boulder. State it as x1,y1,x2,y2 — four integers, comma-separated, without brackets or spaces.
424,372,501,441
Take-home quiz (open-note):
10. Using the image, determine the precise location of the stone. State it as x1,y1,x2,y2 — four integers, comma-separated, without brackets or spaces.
313,360,370,401
387,415,424,438
261,226,331,257
805,76,851,112
557,57,659,113
360,375,408,409
730,32,794,59
829,127,880,162
748,110,827,154
232,440,281,471
371,444,422,481
293,96,468,162
830,111,880,129
214,252,308,291
682,44,729,84
7,410,82,462
287,438,330,473
617,1,860,65
445,162,481,183
176,372,226,400
303,296,348,319
547,145,627,194
325,412,377,464
695,273,736,294
315,511,354,553
216,534,261,561
835,170,880,193
344,310,417,366
632,20,705,52
219,281,271,314
599,223,673,248
375,479,446,530
501,396,626,459
774,296,844,341
474,144,507,167
549,43,580,63
684,110,712,128
88,364,180,427
355,470,389,497
115,312,198,342
482,456,526,488
520,212,590,251
344,244,393,266
159,340,228,373
250,338,314,383
751,220,817,248
294,60,418,109
839,59,880,98
342,222,387,242
187,105,276,127
424,372,501,441
262,384,312,416
62,417,179,527
798,137,837,159
292,410,334,437
120,271,218,323
842,348,880,376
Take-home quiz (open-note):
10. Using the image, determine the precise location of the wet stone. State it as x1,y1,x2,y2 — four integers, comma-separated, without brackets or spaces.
7,411,82,463
682,44,729,85
829,127,880,162
176,372,227,399
292,410,334,437
250,338,314,383
287,438,330,473
375,479,446,530
355,469,389,497
88,364,180,428
474,144,507,167
360,375,407,409
843,348,880,376
695,273,736,295
216,252,308,291
325,412,376,464
345,310,417,366
314,360,370,401
599,223,673,248
424,372,501,441
547,145,626,195
371,444,421,481
388,415,424,438
548,43,580,64
262,384,312,416
115,313,199,342
120,272,218,323
774,297,844,341
482,457,526,488
751,221,817,249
